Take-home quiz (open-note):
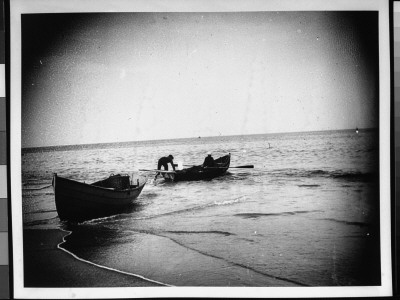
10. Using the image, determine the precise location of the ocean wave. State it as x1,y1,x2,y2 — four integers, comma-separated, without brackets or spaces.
318,218,369,227
270,168,377,182
235,210,323,219
165,230,234,236
213,197,244,206
124,196,246,221
22,184,53,191
224,172,253,181
140,192,159,199
78,212,132,225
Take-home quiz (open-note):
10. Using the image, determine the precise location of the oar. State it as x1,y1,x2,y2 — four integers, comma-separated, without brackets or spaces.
139,169,176,174
183,164,254,169
212,165,254,169
229,165,254,169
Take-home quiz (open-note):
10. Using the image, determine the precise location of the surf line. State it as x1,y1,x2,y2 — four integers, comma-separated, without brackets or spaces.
57,228,173,287
129,196,245,221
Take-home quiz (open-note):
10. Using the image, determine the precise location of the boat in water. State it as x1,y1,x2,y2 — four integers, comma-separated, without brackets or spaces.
161,154,231,182
52,173,147,222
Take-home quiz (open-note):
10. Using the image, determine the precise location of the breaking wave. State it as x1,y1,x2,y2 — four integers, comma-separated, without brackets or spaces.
234,210,323,219
269,168,377,182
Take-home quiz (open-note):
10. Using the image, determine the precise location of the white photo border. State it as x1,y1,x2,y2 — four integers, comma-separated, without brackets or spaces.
10,0,392,298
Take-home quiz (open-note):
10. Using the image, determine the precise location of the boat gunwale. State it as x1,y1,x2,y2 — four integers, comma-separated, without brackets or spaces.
53,173,147,221
53,174,146,194
170,154,231,181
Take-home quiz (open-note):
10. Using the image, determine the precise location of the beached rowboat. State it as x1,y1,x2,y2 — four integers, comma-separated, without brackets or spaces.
52,173,146,222
163,154,231,182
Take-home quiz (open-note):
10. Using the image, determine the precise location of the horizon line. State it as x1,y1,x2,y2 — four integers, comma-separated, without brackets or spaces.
21,127,378,150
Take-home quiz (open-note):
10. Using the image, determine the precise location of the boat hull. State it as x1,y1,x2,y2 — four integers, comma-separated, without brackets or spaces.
53,174,146,222
164,154,231,182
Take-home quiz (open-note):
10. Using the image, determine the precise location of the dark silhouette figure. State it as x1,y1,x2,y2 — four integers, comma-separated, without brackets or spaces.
155,155,175,179
203,152,215,168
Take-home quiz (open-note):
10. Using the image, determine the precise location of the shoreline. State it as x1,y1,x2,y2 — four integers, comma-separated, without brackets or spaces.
23,228,163,287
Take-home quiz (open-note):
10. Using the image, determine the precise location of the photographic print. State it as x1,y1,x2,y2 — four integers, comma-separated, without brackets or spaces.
10,0,392,298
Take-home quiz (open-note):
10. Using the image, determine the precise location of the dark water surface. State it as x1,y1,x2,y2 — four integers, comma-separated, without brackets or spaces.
22,130,381,286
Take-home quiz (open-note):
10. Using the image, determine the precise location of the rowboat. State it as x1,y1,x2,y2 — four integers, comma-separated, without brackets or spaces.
162,154,231,182
52,173,147,222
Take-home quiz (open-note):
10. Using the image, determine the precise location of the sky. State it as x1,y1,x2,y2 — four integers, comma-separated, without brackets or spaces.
21,11,379,148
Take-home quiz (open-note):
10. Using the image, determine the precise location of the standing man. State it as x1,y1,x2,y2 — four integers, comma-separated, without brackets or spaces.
155,154,176,179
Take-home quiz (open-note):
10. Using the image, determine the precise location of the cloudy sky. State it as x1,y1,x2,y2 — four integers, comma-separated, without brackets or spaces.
21,11,379,147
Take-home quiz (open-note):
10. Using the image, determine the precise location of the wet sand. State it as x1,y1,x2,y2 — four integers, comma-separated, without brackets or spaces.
23,229,162,287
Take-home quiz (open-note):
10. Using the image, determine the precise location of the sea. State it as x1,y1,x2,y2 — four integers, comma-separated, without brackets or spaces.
21,129,381,287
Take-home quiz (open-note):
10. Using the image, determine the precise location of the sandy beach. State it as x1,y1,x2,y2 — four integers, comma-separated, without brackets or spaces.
23,229,162,287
